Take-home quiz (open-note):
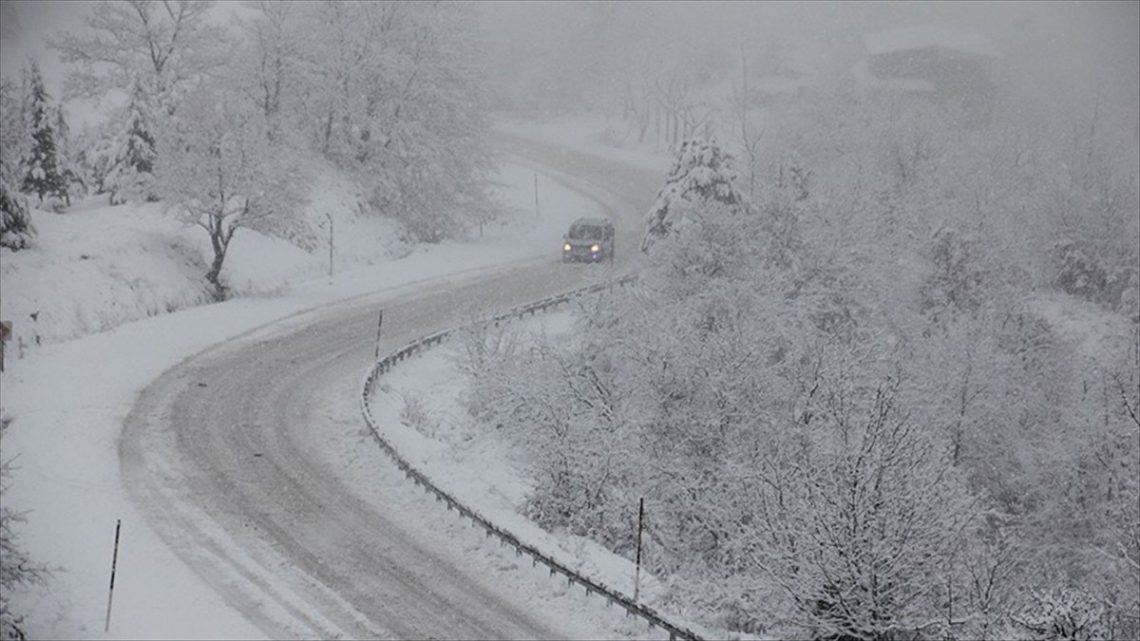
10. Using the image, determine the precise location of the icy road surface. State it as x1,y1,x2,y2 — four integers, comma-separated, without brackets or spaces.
119,134,661,638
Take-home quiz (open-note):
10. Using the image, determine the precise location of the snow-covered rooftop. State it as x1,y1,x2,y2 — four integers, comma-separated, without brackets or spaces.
850,59,937,93
863,26,999,59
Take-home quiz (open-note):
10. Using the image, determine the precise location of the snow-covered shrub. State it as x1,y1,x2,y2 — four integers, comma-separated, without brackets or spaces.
1052,241,1134,311
921,226,987,323
453,320,521,428
1013,588,1109,641
0,184,34,251
0,413,50,641
399,393,436,438
752,373,981,641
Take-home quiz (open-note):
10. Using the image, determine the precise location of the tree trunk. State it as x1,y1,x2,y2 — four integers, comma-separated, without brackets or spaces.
205,222,232,301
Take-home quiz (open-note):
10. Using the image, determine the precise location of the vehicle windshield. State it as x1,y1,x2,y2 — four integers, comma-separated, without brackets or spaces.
568,225,603,240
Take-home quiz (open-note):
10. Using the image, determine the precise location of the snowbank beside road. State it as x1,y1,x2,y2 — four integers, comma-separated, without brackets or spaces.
1,158,604,640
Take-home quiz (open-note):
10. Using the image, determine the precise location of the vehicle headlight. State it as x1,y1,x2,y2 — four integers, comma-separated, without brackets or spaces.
563,243,572,252
591,244,600,252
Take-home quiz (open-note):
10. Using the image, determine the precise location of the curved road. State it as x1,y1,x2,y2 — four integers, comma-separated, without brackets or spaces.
120,134,662,638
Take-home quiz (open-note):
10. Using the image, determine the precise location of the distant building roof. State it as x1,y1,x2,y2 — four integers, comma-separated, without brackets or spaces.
863,26,998,59
851,59,936,93
753,75,815,95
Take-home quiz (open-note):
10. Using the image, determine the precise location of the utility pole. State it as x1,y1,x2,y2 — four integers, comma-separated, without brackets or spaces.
534,172,540,218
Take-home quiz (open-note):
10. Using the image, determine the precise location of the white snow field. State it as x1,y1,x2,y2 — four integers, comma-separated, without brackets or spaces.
1,124,686,639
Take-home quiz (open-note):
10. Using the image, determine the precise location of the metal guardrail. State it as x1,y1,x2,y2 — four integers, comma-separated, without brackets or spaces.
359,274,704,641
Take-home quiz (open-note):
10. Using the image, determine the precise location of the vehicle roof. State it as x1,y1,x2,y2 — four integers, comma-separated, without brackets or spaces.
570,217,612,227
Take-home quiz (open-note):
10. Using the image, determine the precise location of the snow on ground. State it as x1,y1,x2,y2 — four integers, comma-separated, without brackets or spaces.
1,156,599,352
497,114,673,175
0,158,613,640
1030,291,1139,372
368,308,681,607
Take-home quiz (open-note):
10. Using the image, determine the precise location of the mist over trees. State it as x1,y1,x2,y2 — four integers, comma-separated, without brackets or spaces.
1,1,1136,638
465,3,1137,638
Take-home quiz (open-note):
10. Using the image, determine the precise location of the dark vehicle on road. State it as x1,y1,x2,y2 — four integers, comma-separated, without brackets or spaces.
562,217,615,263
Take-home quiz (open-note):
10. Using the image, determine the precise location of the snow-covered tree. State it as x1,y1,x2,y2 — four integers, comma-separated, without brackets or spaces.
292,1,495,242
0,413,50,640
19,63,67,207
0,182,34,252
104,79,157,205
641,138,747,252
0,78,35,250
50,0,227,116
234,1,307,143
156,83,307,300
752,373,980,640
51,105,87,206
0,78,28,188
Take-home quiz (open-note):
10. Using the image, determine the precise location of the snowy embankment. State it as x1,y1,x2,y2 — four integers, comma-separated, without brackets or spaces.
367,309,694,621
1,137,647,639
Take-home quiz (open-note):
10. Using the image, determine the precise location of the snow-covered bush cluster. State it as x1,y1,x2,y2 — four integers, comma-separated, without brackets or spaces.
2,1,496,300
464,86,1139,638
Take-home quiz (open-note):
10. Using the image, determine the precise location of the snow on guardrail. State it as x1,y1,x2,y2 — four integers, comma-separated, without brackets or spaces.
359,274,705,641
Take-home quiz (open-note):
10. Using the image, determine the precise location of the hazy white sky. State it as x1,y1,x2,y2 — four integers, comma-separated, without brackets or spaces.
2,1,1137,129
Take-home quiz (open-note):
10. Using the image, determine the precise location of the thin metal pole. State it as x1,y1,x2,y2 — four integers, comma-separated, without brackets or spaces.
373,310,384,361
104,519,122,633
534,172,539,218
326,213,334,280
634,497,643,602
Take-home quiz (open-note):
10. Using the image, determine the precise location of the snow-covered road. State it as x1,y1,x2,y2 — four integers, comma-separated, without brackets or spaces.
116,135,662,638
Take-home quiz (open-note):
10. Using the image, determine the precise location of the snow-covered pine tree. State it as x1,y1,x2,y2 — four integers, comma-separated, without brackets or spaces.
19,63,67,208
0,182,34,251
104,79,157,205
0,79,35,250
52,105,84,206
0,413,50,640
641,138,747,252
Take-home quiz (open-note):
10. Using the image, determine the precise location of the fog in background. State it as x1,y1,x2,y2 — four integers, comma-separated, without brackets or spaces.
3,2,1137,130
478,1,1138,124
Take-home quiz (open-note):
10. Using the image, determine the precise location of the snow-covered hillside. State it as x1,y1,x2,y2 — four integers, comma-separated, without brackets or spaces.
1,143,652,639
0,158,598,355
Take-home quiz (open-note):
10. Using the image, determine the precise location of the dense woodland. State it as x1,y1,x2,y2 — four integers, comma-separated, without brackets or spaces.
464,11,1140,637
465,93,1138,637
1,2,1137,640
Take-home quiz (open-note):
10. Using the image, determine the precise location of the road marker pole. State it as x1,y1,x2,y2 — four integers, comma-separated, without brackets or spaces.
104,519,122,633
326,213,334,281
634,497,644,602
373,310,384,361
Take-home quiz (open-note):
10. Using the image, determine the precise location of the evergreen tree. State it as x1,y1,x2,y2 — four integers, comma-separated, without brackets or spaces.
53,105,82,206
0,182,35,251
19,63,67,206
0,78,34,250
641,138,747,252
105,80,157,204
